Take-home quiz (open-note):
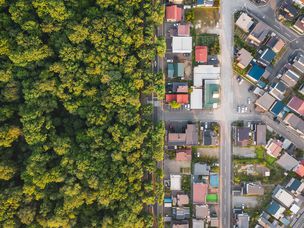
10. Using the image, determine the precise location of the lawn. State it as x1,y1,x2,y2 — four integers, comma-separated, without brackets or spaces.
196,34,220,55
194,7,220,30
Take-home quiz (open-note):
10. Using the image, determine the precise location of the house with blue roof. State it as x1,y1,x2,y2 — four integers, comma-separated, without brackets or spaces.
286,178,304,195
266,201,285,219
247,63,265,82
259,48,276,66
210,174,219,188
270,101,285,117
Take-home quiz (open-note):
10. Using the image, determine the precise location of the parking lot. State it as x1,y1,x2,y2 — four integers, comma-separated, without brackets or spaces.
232,75,258,114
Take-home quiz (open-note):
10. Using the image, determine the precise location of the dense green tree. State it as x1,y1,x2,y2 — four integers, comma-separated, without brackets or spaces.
0,0,164,227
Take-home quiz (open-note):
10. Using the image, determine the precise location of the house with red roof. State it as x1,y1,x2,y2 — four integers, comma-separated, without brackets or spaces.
176,149,192,161
178,24,190,36
195,46,208,63
193,183,208,204
294,164,304,177
165,94,189,104
287,96,304,116
265,139,283,158
166,5,183,22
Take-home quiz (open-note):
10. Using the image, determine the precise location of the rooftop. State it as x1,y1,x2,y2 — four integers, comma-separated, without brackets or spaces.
287,96,304,116
172,36,192,53
273,186,294,208
195,204,209,219
178,24,190,36
204,80,220,109
247,63,265,81
235,13,254,32
255,92,276,111
276,153,299,171
294,164,304,177
176,149,192,161
195,46,208,63
166,5,182,22
236,48,253,69
193,183,208,204
284,113,304,135
256,124,266,145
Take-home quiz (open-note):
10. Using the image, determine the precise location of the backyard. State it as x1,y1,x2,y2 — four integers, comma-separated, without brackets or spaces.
193,7,220,32
195,34,220,55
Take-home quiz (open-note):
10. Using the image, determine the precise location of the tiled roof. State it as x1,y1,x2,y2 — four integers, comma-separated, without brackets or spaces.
195,46,208,63
287,96,304,115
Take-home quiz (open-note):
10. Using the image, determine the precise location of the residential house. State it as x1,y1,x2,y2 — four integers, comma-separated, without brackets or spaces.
270,101,287,119
191,88,203,109
177,194,189,206
235,13,254,33
287,96,304,115
284,113,304,136
236,48,253,69
255,124,267,145
293,16,304,34
255,93,276,112
166,82,188,93
195,204,209,219
172,207,190,220
266,36,285,53
293,0,304,8
281,69,300,87
294,164,304,177
192,219,205,228
292,54,304,73
272,185,295,208
265,139,283,158
178,24,190,36
172,36,193,53
165,94,189,104
203,129,219,145
266,201,286,220
210,217,219,227
259,48,276,66
176,149,192,161
269,81,287,101
247,22,269,46
236,213,250,228
166,5,183,22
236,127,250,146
286,178,304,194
245,182,265,196
170,175,182,190
167,63,185,78
276,153,299,171
195,46,208,63
167,124,199,146
194,163,210,176
280,1,299,20
193,183,208,204
246,63,265,82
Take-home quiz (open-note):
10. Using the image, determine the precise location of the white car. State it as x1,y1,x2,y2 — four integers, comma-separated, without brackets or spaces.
167,59,173,63
237,106,241,113
247,97,251,105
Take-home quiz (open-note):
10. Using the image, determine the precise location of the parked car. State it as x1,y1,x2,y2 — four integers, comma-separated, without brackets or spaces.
236,76,243,85
248,85,255,92
247,97,251,105
167,59,173,63
237,106,241,113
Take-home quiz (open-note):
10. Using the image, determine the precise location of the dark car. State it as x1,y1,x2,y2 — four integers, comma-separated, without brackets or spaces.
248,85,255,92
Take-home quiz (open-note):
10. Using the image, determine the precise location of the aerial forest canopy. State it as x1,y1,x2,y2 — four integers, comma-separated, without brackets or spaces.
0,0,165,227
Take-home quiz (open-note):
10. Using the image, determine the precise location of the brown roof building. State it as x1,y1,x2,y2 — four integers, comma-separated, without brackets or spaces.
247,22,269,46
284,113,304,136
255,124,267,145
167,124,198,146
287,96,304,116
177,194,189,206
236,48,253,69
195,204,209,219
245,182,265,196
176,149,192,161
255,93,276,112
266,139,283,158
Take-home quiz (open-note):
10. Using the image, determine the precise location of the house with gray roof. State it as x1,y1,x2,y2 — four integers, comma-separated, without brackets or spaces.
276,153,299,171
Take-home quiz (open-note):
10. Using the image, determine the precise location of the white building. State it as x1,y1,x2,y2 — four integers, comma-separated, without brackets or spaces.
273,186,294,208
170,175,182,191
190,88,203,109
172,36,193,53
193,65,221,87
235,13,254,33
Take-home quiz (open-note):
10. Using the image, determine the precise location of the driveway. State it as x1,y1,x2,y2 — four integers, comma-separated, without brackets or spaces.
233,196,259,208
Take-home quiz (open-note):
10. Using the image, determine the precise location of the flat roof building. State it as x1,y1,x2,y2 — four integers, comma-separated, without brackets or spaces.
172,36,192,53
235,13,254,33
